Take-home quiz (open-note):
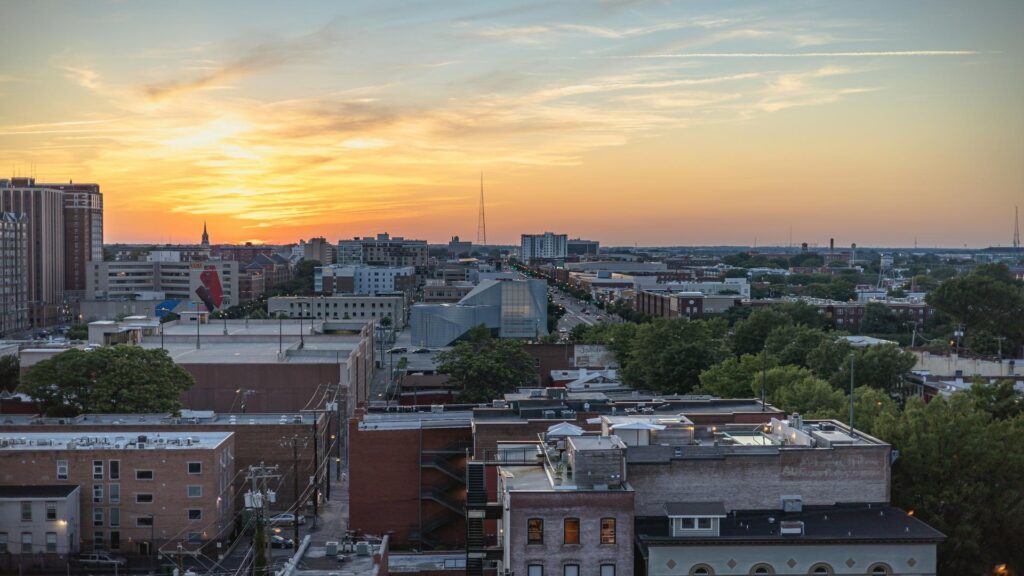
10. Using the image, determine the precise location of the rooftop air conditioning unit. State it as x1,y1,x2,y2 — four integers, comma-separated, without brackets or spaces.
779,520,804,536
781,495,803,512
492,400,507,408
543,410,556,419
430,405,444,413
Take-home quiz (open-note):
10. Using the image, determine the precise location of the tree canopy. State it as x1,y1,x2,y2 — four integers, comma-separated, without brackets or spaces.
435,326,537,403
621,317,731,394
19,346,195,416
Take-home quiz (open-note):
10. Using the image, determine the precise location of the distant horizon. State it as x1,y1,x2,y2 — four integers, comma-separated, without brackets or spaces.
2,1,1021,246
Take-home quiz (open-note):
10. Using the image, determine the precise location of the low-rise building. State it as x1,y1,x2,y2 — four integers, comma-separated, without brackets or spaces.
0,485,80,568
316,264,416,295
0,432,235,556
269,294,408,328
410,279,547,347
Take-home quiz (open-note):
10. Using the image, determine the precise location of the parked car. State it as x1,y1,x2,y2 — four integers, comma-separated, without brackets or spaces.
77,553,128,568
270,535,295,548
269,513,306,526
386,347,407,354
411,347,431,354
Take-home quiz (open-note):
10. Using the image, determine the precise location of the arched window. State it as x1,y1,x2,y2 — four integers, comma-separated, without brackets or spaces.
808,564,834,576
689,565,715,576
750,565,774,575
868,564,893,576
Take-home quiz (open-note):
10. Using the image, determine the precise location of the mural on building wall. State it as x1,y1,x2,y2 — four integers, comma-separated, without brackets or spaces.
196,265,224,311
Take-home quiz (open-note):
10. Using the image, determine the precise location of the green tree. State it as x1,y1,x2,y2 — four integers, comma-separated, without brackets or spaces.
622,318,731,394
698,353,776,399
731,308,792,356
0,354,19,392
764,324,832,368
772,375,846,417
829,344,917,395
860,302,902,334
66,324,89,341
435,328,537,403
963,379,1023,420
750,365,816,406
806,338,854,380
926,264,1024,352
873,395,1024,575
19,346,195,416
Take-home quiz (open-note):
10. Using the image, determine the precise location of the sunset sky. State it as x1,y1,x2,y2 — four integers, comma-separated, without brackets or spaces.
1,0,1021,247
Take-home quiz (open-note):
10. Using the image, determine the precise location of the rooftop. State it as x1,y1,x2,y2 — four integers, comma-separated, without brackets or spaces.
0,431,233,450
0,411,319,426
139,341,359,364
0,485,79,499
636,504,945,544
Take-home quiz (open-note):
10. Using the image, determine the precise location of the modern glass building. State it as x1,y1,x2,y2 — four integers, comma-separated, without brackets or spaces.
410,279,548,346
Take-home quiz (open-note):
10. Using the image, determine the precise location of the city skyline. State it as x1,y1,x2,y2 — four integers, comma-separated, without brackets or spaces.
1,1,1022,247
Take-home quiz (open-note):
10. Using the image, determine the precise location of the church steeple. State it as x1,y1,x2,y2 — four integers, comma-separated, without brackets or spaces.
201,221,210,246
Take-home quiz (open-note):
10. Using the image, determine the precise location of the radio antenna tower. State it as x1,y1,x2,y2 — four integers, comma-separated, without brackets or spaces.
477,172,487,246
1014,205,1020,253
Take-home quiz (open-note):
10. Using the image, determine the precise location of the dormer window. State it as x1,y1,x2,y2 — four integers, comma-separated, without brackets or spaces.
665,502,726,537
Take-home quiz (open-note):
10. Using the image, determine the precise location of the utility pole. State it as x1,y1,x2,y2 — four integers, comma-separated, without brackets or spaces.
849,353,856,438
280,435,308,545
311,418,319,528
244,463,280,576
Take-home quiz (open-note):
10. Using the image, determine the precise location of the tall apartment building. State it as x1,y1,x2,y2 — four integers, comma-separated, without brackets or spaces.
36,182,103,298
0,432,235,556
337,233,428,269
87,260,242,308
0,213,30,336
521,232,568,262
0,179,65,327
303,237,336,264
315,265,416,295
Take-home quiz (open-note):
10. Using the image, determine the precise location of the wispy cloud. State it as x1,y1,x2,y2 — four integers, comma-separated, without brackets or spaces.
142,23,341,102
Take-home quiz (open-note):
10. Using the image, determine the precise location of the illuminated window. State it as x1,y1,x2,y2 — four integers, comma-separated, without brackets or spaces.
600,518,616,544
527,518,544,544
563,518,580,545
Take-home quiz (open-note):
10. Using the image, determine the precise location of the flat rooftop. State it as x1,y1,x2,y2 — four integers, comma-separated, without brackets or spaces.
0,431,233,450
139,341,357,364
636,504,945,544
0,411,319,426
157,319,366,338
359,410,473,430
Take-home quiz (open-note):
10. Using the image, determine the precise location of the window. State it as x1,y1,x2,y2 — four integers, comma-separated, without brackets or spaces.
46,501,57,521
188,509,202,521
109,531,120,550
21,533,32,554
188,462,202,474
93,484,103,503
527,518,544,544
56,460,68,480
697,518,712,529
600,518,616,544
94,508,104,527
46,532,57,553
136,470,154,480
21,501,31,521
0,533,7,553
601,565,615,576
868,565,893,576
750,565,774,575
94,531,104,549
109,484,120,504
110,508,120,528
136,493,153,504
808,565,833,576
563,518,580,545
109,460,120,480
136,516,153,527
187,485,202,498
689,566,714,576
564,565,579,576
528,566,543,576
93,460,104,480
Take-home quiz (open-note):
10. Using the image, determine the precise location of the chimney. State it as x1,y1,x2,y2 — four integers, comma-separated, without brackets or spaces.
829,238,834,253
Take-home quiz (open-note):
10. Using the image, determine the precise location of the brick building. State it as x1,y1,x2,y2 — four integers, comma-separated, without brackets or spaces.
0,431,234,556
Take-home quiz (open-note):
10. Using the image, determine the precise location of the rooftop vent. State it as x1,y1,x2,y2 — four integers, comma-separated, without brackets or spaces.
781,495,803,512
780,520,804,536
